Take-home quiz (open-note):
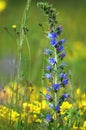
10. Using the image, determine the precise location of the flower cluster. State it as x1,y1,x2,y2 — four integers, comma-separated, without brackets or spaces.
0,105,19,123
37,2,69,123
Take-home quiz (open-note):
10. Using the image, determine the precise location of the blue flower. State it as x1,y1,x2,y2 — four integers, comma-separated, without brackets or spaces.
46,65,52,71
52,84,60,91
62,79,68,86
46,114,52,122
57,25,63,35
50,39,58,47
60,39,66,44
57,45,64,52
55,105,60,112
62,94,69,99
45,73,52,79
57,25,62,30
48,32,58,39
44,48,52,55
48,57,56,65
46,94,52,101
59,94,69,105
59,73,67,79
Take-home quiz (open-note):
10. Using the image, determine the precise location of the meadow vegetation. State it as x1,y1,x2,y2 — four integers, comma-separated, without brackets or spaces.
0,0,86,129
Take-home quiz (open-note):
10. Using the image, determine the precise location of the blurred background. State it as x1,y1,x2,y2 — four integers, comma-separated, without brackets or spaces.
0,0,86,89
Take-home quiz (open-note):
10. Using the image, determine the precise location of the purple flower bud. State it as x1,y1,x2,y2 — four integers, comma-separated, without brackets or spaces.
46,114,53,122
50,39,58,47
48,57,56,65
60,39,66,44
52,84,60,91
48,32,58,39
46,94,53,101
46,65,52,71
55,105,60,112
62,79,68,86
57,45,64,52
62,94,69,99
59,52,66,59
59,73,67,79
45,73,52,79
57,25,62,30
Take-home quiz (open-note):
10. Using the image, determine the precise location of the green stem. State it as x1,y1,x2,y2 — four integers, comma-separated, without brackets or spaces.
25,36,31,81
17,0,31,80
54,49,58,122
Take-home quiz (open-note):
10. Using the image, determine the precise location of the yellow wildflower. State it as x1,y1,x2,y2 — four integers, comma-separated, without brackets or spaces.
83,121,86,128
78,100,86,111
36,119,42,123
0,105,19,123
0,0,6,12
82,93,86,100
73,125,78,130
60,101,72,114
76,88,80,96
64,116,68,121
41,100,47,109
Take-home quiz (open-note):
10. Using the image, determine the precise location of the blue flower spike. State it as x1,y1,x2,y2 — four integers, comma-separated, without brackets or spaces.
37,2,69,124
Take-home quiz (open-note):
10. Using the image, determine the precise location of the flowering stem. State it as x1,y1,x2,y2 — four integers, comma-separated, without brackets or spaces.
54,49,58,120
37,2,69,127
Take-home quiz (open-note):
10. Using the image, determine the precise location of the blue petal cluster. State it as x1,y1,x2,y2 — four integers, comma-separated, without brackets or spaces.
46,94,52,101
45,73,52,79
62,79,68,86
62,93,69,99
50,39,58,47
52,84,60,91
46,114,52,122
48,57,56,65
59,73,67,79
46,65,52,71
48,32,58,39
55,105,60,112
